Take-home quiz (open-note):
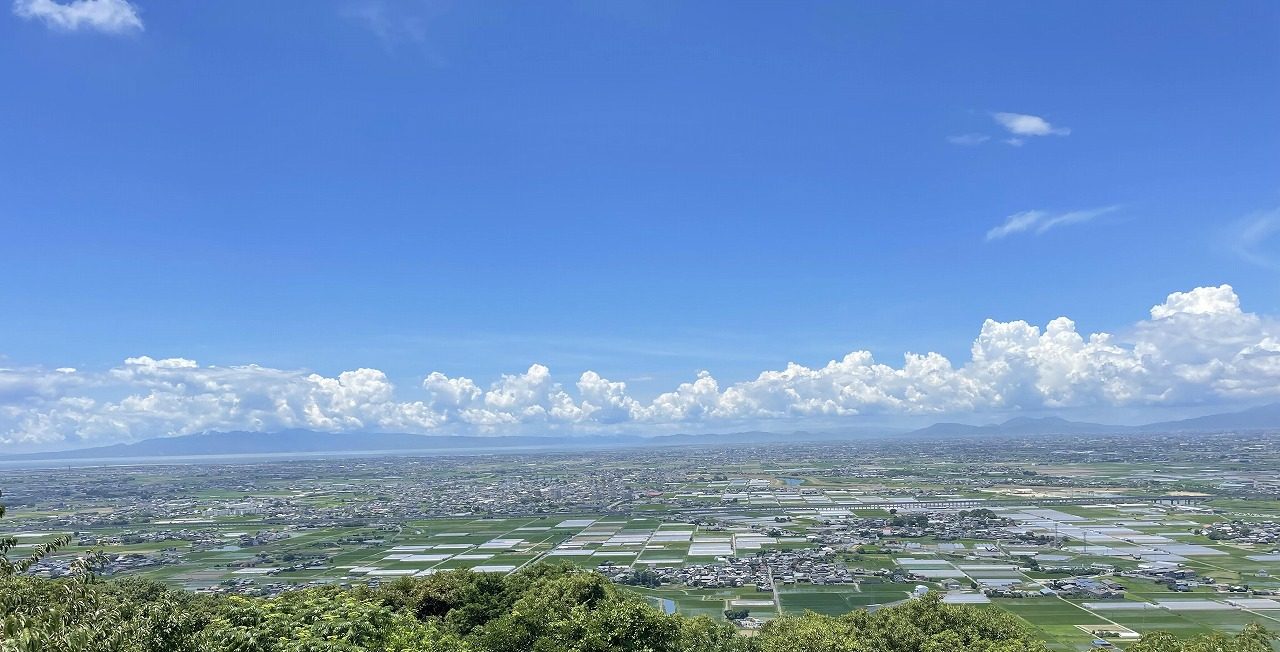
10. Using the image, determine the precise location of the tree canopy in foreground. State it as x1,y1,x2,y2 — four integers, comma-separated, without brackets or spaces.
1,566,1275,652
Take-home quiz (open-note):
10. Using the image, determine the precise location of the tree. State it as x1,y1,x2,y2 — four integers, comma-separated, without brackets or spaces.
1126,624,1275,652
756,593,1048,652
199,587,399,652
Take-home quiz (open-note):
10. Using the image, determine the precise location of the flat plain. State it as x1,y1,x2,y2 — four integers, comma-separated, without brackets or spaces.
4,432,1280,650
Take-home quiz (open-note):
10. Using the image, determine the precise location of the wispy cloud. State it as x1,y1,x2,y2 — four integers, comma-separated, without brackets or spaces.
992,112,1070,140
344,0,425,48
947,133,990,146
12,0,142,34
985,205,1119,241
343,0,450,65
1228,208,1280,270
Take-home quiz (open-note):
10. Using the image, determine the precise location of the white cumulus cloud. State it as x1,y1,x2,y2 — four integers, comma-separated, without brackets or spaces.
13,0,143,34
2,285,1279,446
993,112,1070,138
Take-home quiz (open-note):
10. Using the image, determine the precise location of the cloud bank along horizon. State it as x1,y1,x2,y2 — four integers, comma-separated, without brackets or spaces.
2,284,1278,445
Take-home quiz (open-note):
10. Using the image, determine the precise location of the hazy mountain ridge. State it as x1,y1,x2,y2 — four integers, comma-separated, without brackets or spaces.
1,427,896,461
902,402,1280,437
905,415,1117,438
1135,402,1280,433
6,403,1278,461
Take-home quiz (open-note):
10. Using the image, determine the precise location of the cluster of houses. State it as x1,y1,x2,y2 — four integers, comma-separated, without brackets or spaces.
982,586,1043,598
807,511,1020,547
602,547,855,591
1043,577,1125,598
423,474,639,517
1199,520,1280,545
77,527,292,550
26,551,182,579
196,578,306,597
12,459,667,535
1122,566,1200,591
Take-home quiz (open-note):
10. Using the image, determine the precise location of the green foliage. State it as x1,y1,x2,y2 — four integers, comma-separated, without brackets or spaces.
756,593,1049,652
200,587,401,652
1126,623,1276,652
374,568,510,633
889,513,929,528
619,566,663,588
1,576,209,652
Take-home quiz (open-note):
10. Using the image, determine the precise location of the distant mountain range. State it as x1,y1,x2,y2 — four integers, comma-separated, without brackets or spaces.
0,427,891,461
5,403,1279,462
1138,402,1280,433
902,402,1280,437
903,415,1114,438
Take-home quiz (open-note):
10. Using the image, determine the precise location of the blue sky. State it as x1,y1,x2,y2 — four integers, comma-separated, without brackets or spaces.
2,1,1279,448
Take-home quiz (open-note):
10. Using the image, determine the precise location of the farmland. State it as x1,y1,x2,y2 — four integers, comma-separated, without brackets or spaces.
4,431,1280,650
